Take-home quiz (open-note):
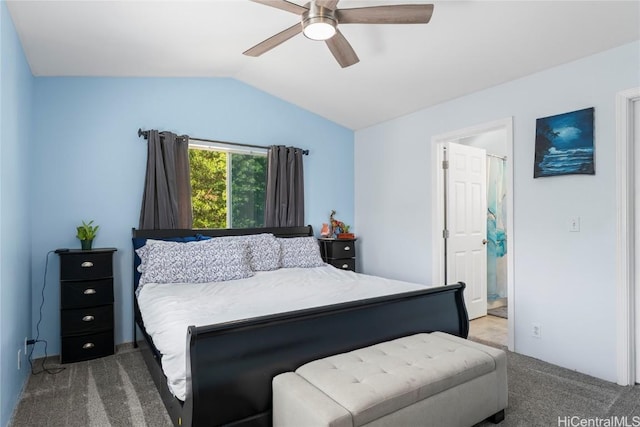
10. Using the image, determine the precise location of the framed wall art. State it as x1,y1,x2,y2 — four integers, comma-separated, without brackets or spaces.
534,107,595,178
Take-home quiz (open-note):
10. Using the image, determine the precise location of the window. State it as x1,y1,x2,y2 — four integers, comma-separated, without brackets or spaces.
189,142,267,228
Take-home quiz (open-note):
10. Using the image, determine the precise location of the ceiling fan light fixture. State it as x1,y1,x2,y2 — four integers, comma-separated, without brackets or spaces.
301,2,337,41
303,18,336,40
246,0,435,67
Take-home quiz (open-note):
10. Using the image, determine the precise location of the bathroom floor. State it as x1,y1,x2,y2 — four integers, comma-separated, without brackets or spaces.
487,305,508,318
469,314,508,347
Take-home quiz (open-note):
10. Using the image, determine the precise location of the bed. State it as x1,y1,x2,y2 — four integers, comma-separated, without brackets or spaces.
132,226,469,427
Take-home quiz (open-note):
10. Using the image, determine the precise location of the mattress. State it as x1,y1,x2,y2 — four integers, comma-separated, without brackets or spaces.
136,265,429,401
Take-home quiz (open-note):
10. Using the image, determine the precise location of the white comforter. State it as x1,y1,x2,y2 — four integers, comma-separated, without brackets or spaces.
137,265,429,400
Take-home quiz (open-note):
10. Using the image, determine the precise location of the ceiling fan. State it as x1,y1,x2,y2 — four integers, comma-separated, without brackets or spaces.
243,0,434,68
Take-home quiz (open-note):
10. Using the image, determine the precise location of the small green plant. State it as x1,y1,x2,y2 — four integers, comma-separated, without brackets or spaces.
76,220,99,241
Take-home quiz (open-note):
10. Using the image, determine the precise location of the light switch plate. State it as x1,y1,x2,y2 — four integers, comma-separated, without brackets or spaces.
569,217,580,232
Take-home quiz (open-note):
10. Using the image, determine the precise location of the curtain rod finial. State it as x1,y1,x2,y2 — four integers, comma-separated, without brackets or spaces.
138,128,147,139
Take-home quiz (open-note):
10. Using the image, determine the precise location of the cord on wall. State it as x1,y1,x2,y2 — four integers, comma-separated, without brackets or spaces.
28,250,65,375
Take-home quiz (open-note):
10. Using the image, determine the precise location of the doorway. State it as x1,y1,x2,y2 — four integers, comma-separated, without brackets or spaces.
614,87,640,386
634,97,640,384
432,118,515,350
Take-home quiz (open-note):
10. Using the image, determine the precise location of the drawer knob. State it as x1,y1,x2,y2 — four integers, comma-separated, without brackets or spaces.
342,264,349,269
83,288,96,295
81,261,94,268
82,342,95,349
344,246,351,251
82,315,95,322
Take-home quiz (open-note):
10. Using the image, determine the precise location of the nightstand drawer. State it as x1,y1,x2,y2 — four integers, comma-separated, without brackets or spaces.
60,252,113,281
61,331,114,364
61,305,113,336
61,278,113,309
329,259,355,272
324,240,356,259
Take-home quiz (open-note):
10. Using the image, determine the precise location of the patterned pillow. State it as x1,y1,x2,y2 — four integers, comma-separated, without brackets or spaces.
135,237,198,274
138,239,253,286
279,237,325,268
217,234,281,271
136,239,167,273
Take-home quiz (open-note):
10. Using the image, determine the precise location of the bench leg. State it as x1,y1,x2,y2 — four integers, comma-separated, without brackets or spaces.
487,409,505,424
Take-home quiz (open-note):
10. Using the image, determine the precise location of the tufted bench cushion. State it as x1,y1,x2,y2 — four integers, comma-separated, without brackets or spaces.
273,332,507,427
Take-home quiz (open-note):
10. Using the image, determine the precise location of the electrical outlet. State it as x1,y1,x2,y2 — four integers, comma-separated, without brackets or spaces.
532,322,542,339
17,349,21,370
25,338,35,354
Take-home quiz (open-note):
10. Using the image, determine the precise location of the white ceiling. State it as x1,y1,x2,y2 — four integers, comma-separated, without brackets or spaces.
6,0,640,130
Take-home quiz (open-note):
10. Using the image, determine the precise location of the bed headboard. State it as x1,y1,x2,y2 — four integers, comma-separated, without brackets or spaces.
131,225,313,240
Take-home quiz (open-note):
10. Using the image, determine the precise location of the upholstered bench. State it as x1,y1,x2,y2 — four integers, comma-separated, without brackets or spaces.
273,332,507,427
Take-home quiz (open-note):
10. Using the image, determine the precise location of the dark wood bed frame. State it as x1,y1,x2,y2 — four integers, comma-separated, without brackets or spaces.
132,226,469,427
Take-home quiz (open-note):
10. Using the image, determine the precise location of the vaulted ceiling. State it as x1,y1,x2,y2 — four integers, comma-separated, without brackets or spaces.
7,1,640,130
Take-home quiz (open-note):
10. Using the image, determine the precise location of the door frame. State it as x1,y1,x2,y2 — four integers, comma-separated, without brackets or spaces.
615,87,640,386
431,117,515,351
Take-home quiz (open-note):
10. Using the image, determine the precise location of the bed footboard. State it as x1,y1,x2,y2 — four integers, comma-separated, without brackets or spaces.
182,282,468,427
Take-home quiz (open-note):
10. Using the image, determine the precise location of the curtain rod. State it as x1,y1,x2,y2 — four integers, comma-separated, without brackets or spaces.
487,153,507,160
137,128,309,155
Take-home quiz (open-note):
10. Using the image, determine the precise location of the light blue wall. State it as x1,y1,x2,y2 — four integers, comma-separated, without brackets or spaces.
0,1,34,425
31,77,354,356
355,41,640,383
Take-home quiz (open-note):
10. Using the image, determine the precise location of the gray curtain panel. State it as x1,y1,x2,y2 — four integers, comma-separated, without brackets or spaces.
139,130,193,229
265,145,305,227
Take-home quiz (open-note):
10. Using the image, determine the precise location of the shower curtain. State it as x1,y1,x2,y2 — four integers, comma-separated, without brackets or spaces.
487,156,507,301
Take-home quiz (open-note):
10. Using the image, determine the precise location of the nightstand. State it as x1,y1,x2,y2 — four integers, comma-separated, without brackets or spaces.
319,238,357,272
59,248,117,363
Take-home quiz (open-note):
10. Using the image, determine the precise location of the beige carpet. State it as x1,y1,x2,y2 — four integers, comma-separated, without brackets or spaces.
10,346,171,427
10,340,640,427
473,341,640,426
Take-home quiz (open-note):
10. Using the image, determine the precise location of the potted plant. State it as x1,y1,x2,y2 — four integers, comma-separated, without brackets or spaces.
76,220,99,250
337,223,354,240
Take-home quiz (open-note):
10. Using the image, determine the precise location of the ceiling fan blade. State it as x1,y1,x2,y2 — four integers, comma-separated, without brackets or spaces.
316,0,340,10
325,30,359,68
250,0,308,15
336,4,434,24
243,24,302,57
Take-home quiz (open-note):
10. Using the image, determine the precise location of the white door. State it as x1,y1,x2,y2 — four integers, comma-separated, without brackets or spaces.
445,142,488,320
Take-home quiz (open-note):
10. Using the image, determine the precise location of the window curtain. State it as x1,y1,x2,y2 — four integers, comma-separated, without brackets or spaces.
139,130,193,229
264,145,305,227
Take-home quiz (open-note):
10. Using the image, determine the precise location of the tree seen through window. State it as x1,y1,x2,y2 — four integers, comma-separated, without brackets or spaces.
189,147,267,229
